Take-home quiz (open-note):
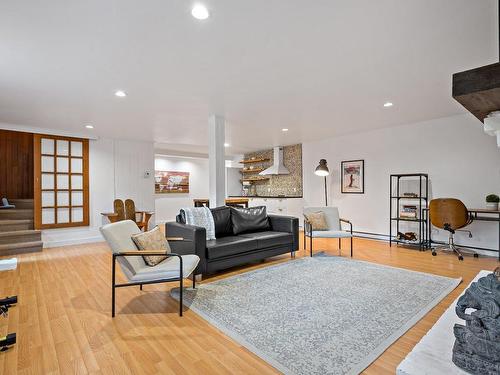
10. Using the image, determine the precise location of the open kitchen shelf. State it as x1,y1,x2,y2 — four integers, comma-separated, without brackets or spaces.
240,158,270,164
240,167,265,174
240,176,270,183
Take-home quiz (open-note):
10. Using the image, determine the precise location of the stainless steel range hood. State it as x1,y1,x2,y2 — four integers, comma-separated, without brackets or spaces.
259,146,290,175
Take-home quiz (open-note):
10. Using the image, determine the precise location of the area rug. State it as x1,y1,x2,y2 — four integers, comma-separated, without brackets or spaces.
171,256,461,375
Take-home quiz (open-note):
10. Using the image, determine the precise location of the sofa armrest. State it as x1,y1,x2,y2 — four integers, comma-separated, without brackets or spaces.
268,215,299,251
165,222,207,274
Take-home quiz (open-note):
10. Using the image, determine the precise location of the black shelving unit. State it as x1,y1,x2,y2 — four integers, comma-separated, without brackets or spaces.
389,173,429,251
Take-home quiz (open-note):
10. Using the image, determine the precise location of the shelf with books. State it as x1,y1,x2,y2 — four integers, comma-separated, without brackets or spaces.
389,173,429,251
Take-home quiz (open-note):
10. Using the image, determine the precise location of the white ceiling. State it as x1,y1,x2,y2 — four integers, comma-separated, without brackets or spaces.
0,0,498,155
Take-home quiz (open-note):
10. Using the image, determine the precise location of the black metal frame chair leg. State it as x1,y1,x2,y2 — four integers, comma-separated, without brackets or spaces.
310,235,313,257
111,253,186,318
112,255,116,318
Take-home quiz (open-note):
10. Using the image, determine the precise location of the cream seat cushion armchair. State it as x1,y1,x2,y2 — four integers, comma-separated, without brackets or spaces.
303,206,353,257
100,220,200,317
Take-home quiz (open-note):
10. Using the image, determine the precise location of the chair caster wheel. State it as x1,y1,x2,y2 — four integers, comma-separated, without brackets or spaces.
432,251,437,256
473,253,479,258
458,256,464,261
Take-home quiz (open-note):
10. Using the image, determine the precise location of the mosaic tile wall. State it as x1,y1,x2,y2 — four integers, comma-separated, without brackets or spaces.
243,144,303,197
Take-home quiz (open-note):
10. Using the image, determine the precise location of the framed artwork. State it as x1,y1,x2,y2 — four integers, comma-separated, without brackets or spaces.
155,171,190,193
341,160,364,194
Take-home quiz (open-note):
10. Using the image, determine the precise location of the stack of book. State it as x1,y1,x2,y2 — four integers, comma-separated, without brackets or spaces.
400,205,418,219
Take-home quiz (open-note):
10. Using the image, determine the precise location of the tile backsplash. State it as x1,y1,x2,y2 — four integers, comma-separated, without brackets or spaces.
243,144,303,197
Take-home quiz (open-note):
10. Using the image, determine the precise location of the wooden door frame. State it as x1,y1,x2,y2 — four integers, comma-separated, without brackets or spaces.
34,134,90,229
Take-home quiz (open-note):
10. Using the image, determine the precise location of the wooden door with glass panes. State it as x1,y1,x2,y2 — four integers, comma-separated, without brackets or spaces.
34,135,89,229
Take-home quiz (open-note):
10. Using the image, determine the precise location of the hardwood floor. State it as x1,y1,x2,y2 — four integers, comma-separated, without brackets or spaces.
0,236,498,374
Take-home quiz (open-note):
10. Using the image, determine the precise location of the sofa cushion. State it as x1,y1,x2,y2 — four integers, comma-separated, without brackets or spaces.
231,206,270,235
210,206,233,238
206,236,259,259
239,231,293,249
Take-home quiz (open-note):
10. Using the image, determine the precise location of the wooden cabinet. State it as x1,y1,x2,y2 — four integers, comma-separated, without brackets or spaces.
248,197,303,227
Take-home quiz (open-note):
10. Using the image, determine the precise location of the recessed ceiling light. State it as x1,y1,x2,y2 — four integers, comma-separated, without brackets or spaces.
115,90,127,97
191,4,209,20
282,128,289,132
84,124,94,129
383,102,393,107
224,143,230,147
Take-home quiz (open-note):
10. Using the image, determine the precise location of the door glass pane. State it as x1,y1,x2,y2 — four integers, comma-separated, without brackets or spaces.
57,208,69,223
71,141,83,157
42,192,54,207
72,207,83,222
72,191,83,206
71,158,83,173
41,156,54,172
42,174,54,189
57,191,69,206
57,174,69,189
42,208,55,224
41,138,54,154
56,140,69,155
72,175,83,189
57,157,69,172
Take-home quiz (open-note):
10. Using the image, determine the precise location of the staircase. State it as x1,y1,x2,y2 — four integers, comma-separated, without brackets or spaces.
0,199,42,255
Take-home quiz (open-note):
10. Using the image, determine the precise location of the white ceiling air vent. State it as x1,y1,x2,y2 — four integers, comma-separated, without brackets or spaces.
259,146,290,175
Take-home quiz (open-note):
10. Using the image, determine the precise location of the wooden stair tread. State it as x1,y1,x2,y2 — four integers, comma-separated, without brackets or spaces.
0,241,43,250
0,219,32,224
0,229,41,237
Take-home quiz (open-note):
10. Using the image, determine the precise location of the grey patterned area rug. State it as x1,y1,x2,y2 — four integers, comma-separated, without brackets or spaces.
171,256,461,375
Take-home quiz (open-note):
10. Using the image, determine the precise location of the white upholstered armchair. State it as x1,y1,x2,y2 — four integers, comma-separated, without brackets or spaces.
303,207,353,257
100,220,200,317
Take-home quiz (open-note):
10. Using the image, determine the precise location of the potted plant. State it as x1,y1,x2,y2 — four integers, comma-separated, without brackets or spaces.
485,194,500,210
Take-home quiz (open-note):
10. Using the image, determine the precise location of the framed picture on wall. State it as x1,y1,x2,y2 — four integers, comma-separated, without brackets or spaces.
341,160,364,194
155,171,190,193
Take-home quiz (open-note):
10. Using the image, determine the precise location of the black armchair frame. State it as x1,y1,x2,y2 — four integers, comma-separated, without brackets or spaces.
112,249,194,318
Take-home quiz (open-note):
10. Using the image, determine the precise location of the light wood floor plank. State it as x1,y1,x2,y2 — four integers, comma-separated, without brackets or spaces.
0,235,498,374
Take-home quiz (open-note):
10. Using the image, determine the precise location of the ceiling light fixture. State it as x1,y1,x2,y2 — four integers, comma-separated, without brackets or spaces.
191,4,209,20
224,143,230,147
115,90,127,97
84,124,94,129
282,128,289,132
383,102,393,107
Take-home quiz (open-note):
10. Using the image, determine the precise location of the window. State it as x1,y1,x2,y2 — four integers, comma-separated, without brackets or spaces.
34,135,89,229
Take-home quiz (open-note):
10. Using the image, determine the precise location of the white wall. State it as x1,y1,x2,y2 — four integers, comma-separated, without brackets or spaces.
303,114,500,255
154,156,210,223
42,138,155,247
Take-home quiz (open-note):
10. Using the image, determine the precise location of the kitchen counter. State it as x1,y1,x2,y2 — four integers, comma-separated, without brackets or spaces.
228,195,303,199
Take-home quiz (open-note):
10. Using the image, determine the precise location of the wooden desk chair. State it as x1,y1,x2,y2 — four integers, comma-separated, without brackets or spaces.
429,198,478,260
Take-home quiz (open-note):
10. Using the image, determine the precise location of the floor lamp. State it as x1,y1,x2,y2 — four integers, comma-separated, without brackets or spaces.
315,159,330,206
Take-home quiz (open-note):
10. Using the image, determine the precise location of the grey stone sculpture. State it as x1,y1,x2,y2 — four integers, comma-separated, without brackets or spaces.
452,267,500,374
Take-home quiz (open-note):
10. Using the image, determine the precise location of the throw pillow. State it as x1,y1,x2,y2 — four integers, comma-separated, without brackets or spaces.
231,206,270,235
304,211,329,231
131,226,170,267
210,206,233,238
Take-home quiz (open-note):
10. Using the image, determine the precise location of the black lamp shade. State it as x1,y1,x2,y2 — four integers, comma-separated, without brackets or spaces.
315,159,330,176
